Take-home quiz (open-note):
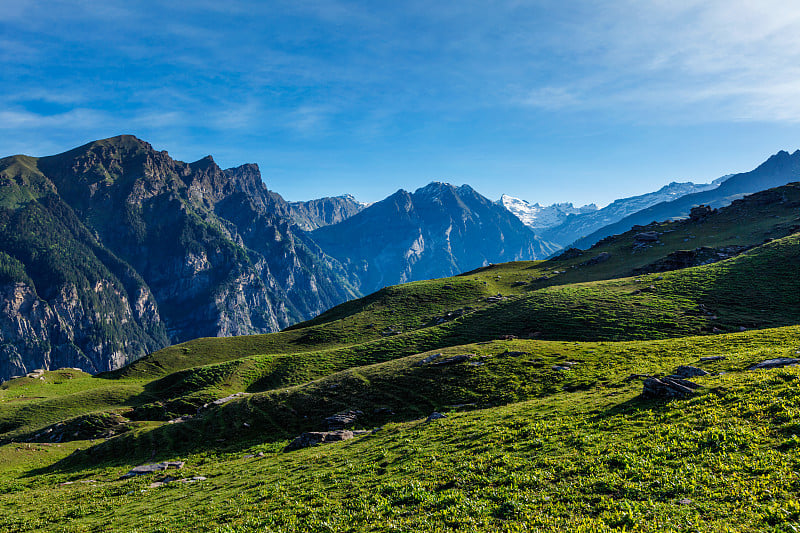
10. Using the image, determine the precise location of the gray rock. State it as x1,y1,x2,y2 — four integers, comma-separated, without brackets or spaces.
699,356,725,362
426,412,447,422
325,409,364,430
634,231,660,243
674,365,709,378
748,358,800,370
124,461,185,477
284,430,355,451
431,354,473,366
212,392,246,406
641,377,699,399
583,252,611,266
415,353,443,366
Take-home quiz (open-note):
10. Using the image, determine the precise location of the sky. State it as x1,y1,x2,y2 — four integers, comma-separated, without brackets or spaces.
3,1,800,207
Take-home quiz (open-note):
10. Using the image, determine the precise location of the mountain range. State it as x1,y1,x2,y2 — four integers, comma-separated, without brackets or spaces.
497,195,597,231
569,150,800,249
289,194,367,230
311,182,560,294
2,135,800,380
0,136,357,379
504,179,724,248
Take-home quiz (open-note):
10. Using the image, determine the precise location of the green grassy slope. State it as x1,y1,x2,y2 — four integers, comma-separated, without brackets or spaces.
2,328,800,531
534,181,800,286
72,325,800,463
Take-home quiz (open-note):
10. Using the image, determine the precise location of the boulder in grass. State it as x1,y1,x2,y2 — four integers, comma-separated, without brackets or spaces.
748,358,800,371
124,461,185,477
325,410,364,430
415,353,443,366
426,412,447,422
673,365,709,378
634,231,660,243
641,377,699,400
284,430,354,452
431,354,473,366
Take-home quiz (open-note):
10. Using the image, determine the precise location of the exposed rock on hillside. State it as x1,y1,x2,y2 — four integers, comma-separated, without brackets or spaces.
641,376,700,399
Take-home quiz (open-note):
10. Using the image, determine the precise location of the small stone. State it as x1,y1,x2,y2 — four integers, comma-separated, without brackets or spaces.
699,356,725,362
678,498,692,505
426,412,447,422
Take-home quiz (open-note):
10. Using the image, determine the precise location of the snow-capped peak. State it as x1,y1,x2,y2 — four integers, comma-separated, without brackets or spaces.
498,194,597,230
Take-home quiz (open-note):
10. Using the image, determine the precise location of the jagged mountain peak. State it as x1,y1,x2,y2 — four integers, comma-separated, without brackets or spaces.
58,134,156,161
189,154,216,169
414,181,454,196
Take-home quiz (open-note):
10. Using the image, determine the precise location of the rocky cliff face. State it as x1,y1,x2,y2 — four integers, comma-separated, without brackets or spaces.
0,279,163,379
0,135,358,380
312,182,560,294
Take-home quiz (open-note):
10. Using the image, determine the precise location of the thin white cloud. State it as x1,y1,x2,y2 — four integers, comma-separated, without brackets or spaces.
0,108,107,130
517,0,800,123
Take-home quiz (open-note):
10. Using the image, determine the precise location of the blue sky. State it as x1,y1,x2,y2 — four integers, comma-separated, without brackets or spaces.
3,1,800,206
